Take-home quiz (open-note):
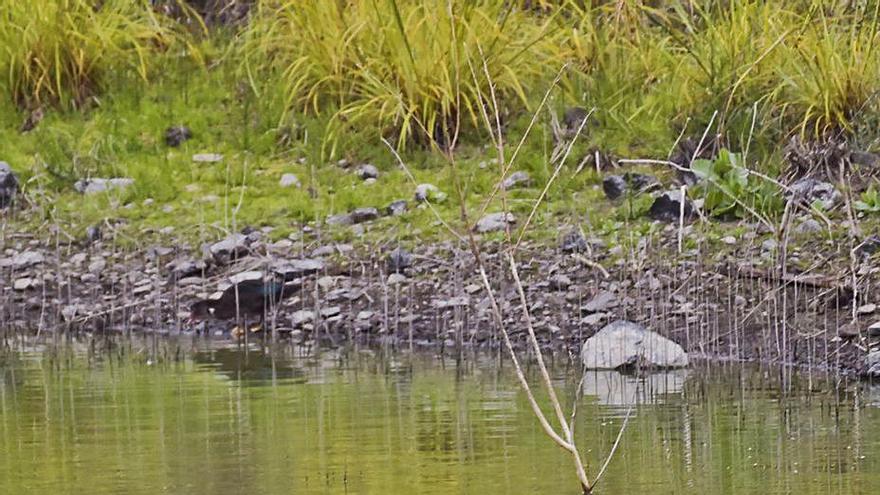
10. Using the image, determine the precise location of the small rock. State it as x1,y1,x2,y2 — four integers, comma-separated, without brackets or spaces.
648,189,693,222
357,311,375,321
415,183,446,203
858,303,877,315
465,284,481,294
0,161,19,209
720,236,736,245
192,153,223,163
795,218,823,234
166,258,206,281
857,236,880,258
602,173,660,200
475,212,515,233
85,225,102,243
385,200,408,216
279,173,301,188
320,306,341,318
349,207,380,224
580,313,608,326
734,295,747,306
87,259,106,274
317,276,336,291
387,273,408,285
272,258,324,279
165,126,192,147
762,239,778,251
13,278,36,291
386,248,412,274
209,234,249,263
74,178,135,195
864,351,880,378
356,164,379,180
788,178,840,210
582,320,689,370
290,310,315,327
560,229,588,253
501,171,531,190
582,291,617,313
549,274,571,291
326,213,353,226
11,250,44,269
435,296,469,309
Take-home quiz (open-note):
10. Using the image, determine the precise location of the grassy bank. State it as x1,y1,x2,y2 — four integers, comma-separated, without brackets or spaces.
2,1,880,248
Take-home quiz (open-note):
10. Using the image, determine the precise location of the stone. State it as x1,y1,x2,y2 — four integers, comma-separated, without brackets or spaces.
192,153,223,163
560,229,588,253
357,310,375,321
209,234,249,263
317,276,335,291
762,239,778,251
795,218,823,234
582,291,617,313
279,173,301,188
501,171,531,190
602,173,660,200
581,320,689,370
865,351,880,378
858,303,877,315
290,310,315,327
86,225,102,244
867,320,880,337
272,258,324,279
415,183,446,203
349,207,380,224
165,257,206,281
475,212,515,233
165,125,192,147
74,178,134,195
580,312,608,326
326,213,353,226
356,164,379,180
87,259,106,274
857,236,880,258
320,306,341,318
549,274,571,291
720,236,736,245
648,189,693,222
386,248,412,274
10,251,44,270
13,278,37,291
387,273,408,285
0,161,19,209
788,178,840,210
385,200,408,216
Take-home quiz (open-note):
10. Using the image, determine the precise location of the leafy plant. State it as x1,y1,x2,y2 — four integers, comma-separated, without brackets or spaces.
855,184,880,213
691,149,783,219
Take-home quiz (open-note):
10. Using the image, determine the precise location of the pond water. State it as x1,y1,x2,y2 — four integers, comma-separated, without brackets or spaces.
1,342,879,494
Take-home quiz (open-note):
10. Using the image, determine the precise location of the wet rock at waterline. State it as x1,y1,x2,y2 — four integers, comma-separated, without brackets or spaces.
865,351,880,378
602,173,660,200
415,183,446,203
165,125,192,147
581,320,689,370
649,190,694,222
501,171,531,190
279,173,301,188
386,248,412,274
0,161,19,209
356,164,379,180
788,178,841,210
385,199,408,216
475,212,516,233
74,178,134,195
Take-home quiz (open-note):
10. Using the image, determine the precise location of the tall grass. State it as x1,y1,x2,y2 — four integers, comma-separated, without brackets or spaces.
0,0,191,109
240,0,563,149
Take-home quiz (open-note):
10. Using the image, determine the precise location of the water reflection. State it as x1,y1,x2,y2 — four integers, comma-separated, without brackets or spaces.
0,344,877,495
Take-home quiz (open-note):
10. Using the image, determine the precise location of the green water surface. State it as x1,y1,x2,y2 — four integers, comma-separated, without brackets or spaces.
1,343,879,494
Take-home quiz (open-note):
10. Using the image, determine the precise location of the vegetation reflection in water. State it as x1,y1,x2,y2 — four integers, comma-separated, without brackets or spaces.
1,344,879,495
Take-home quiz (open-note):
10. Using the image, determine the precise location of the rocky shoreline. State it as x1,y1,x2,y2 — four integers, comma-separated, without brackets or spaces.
2,220,879,379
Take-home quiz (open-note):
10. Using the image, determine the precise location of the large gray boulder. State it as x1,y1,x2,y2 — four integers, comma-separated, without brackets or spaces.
582,320,689,370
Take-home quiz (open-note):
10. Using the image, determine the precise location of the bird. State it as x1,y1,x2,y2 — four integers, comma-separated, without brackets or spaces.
188,277,299,334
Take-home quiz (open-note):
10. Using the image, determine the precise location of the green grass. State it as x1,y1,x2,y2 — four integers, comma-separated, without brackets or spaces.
3,1,880,248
